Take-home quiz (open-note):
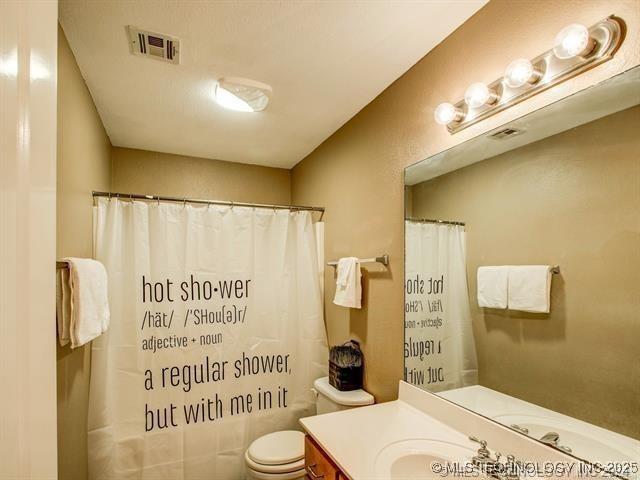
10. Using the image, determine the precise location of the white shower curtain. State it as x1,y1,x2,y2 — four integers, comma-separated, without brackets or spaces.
88,198,327,480
404,221,478,392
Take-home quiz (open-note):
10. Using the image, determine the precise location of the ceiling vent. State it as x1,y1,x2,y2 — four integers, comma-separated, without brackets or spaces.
488,127,524,140
127,26,180,64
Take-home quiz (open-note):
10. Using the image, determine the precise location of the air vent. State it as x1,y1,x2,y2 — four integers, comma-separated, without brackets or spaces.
127,26,180,64
488,127,524,140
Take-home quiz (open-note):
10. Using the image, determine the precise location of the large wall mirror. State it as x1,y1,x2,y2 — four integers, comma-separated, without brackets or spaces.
404,66,639,475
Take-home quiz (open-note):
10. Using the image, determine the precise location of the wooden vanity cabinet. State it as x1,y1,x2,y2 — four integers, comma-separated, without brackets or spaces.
304,435,346,480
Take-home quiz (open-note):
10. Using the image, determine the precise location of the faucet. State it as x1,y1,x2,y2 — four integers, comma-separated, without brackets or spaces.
468,436,519,480
539,432,572,453
539,432,559,446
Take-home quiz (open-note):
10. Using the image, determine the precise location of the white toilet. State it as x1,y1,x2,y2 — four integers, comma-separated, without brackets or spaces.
245,377,374,479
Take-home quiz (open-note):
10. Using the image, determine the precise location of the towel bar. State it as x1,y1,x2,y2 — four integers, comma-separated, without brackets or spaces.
328,255,389,267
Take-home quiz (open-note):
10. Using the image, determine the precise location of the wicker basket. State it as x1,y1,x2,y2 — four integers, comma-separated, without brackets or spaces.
328,341,363,391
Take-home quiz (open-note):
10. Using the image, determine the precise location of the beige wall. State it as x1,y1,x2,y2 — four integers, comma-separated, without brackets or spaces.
411,107,640,438
0,1,59,478
291,0,640,402
112,147,291,204
56,25,112,480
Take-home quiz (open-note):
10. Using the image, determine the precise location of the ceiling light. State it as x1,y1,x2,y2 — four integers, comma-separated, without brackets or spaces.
434,102,463,126
504,58,541,88
553,24,596,59
214,77,272,113
464,82,498,109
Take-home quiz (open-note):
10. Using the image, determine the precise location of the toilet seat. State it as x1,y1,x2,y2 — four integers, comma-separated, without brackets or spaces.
246,430,305,466
245,450,304,474
245,430,305,477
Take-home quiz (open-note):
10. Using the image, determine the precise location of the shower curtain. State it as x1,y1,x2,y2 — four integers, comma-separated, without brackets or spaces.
88,198,327,480
404,221,478,392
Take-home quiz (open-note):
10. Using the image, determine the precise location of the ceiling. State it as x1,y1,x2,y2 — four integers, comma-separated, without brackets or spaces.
60,0,487,169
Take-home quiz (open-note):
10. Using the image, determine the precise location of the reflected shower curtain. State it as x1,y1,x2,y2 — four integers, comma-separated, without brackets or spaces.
88,198,327,480
405,221,478,392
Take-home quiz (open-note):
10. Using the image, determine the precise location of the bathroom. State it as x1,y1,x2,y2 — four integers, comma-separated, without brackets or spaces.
1,0,639,479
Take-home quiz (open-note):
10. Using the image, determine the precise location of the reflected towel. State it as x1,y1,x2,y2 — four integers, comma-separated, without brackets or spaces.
333,257,362,308
507,265,553,313
62,257,110,347
477,266,508,309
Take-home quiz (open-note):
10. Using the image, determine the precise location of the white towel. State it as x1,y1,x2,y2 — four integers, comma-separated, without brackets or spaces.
56,267,72,346
507,265,553,313
333,257,362,308
62,257,110,347
477,266,509,309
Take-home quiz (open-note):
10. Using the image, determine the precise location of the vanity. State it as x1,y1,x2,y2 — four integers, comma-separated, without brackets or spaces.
300,381,598,480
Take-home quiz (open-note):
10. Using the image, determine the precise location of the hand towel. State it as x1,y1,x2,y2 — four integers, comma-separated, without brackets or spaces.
477,266,509,309
63,257,111,347
507,265,553,313
56,267,72,346
333,257,362,308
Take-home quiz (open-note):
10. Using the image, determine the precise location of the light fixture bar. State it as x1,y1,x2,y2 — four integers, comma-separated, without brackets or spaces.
446,16,624,134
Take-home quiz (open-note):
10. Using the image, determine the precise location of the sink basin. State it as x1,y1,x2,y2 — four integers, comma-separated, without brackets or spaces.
374,439,477,480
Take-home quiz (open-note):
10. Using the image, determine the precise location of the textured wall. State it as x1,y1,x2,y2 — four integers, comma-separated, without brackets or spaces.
411,107,640,438
111,147,291,204
291,0,640,402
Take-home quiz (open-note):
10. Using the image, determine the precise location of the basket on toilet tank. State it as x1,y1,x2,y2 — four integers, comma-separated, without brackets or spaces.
328,340,363,391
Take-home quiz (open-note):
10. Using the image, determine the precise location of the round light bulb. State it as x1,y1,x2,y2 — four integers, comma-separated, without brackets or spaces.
504,58,539,88
434,102,462,126
464,82,497,109
553,24,595,59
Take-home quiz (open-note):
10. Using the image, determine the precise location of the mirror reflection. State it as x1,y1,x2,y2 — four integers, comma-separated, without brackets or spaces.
404,67,640,472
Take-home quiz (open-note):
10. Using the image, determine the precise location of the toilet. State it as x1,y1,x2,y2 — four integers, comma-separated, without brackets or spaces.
245,377,374,479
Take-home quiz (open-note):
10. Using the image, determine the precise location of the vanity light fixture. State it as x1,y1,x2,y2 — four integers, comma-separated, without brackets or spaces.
214,77,272,113
553,24,596,59
504,58,541,89
434,102,464,126
434,16,624,134
464,82,499,109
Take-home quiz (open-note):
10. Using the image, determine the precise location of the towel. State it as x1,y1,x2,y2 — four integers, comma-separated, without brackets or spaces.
507,265,553,313
333,257,362,308
62,257,110,347
477,266,509,309
56,267,72,346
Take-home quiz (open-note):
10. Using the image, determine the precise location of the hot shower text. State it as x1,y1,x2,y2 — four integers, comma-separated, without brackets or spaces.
141,275,251,303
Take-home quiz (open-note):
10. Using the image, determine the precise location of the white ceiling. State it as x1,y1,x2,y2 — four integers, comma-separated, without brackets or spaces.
60,0,487,169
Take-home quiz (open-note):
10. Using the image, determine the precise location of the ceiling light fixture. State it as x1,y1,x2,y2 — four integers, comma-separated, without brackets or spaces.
433,16,624,134
214,77,272,113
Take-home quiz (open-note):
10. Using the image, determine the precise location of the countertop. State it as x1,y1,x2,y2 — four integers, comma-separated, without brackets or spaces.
300,387,475,479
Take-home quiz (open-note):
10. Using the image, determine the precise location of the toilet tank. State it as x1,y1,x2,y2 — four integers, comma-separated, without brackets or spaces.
313,377,374,414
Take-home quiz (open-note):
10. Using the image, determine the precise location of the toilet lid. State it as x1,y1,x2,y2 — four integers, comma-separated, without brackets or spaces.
247,430,305,466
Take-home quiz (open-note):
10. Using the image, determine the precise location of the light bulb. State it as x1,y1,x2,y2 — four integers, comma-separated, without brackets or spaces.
434,102,462,126
553,24,595,59
504,58,540,88
464,82,498,109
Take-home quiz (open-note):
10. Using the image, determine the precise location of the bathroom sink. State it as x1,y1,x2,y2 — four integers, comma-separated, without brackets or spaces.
374,439,477,480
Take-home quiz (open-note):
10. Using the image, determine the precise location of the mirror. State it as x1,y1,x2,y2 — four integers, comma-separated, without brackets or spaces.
404,66,640,476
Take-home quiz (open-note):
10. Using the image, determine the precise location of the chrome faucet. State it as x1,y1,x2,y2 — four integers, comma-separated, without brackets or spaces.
539,432,572,453
468,436,519,480
540,431,560,446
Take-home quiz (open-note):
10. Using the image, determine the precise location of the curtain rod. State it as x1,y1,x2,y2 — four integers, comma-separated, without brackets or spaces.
92,191,325,219
405,217,466,226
